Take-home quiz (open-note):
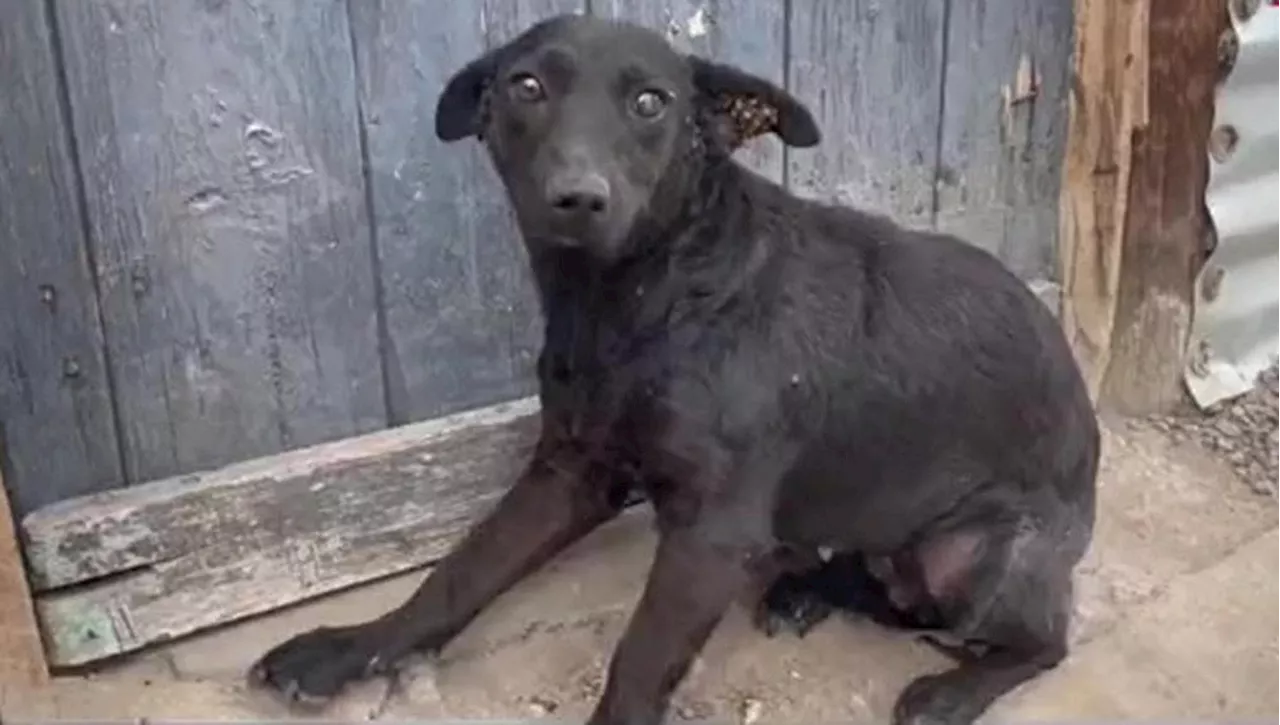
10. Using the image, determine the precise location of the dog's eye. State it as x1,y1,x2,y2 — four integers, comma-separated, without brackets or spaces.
632,89,668,119
509,74,547,103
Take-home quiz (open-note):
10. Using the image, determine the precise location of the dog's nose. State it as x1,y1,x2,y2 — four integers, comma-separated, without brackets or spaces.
546,172,611,218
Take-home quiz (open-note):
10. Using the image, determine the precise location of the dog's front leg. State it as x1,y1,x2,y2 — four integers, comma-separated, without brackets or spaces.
587,523,766,725
250,431,624,706
586,440,784,725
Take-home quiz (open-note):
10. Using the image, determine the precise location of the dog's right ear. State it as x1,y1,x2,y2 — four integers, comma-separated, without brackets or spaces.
434,50,502,142
689,56,821,150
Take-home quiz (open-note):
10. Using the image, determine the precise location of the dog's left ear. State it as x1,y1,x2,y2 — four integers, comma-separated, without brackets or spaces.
435,50,501,142
688,56,820,149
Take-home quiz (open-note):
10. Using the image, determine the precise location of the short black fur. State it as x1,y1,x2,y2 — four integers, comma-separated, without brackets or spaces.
250,15,1099,725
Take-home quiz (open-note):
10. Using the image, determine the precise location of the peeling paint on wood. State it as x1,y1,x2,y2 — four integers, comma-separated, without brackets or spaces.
24,398,540,666
52,0,388,485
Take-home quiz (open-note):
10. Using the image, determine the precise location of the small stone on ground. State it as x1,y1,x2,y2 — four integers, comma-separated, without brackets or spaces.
1145,364,1279,496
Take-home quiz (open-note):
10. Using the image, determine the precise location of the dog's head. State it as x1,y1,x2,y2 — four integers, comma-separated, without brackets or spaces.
434,14,819,260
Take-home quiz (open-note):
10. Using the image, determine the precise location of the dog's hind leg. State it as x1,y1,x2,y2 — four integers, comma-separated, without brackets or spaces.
890,512,1086,725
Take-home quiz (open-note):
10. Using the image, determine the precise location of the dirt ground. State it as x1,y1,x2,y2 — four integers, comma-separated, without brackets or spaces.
2,412,1277,723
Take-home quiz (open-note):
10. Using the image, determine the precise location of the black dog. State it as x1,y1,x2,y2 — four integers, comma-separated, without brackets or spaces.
250,15,1098,725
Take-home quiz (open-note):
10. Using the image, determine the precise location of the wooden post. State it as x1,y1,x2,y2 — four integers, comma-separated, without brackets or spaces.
0,453,49,685
1059,0,1228,414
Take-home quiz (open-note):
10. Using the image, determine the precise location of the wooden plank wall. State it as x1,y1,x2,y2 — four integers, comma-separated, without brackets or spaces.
53,0,388,487
935,0,1075,281
0,1,126,516
0,0,1075,518
788,1,949,227
347,0,581,426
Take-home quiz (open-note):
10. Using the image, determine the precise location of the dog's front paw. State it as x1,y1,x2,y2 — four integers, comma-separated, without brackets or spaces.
753,573,834,638
248,625,397,708
891,673,981,725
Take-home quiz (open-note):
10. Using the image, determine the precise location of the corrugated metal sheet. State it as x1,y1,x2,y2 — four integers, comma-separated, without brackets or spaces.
1185,2,1280,408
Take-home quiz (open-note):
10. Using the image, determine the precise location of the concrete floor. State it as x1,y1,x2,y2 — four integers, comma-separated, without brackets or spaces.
2,416,1277,722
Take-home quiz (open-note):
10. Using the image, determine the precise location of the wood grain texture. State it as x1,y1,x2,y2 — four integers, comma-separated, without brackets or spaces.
933,0,1074,281
52,0,387,485
594,0,787,181
23,398,540,666
349,0,581,426
786,0,948,227
0,462,49,684
1058,0,1150,405
1096,0,1226,413
0,1,126,516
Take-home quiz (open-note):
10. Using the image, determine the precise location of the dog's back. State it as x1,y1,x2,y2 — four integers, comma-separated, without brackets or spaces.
705,167,1099,556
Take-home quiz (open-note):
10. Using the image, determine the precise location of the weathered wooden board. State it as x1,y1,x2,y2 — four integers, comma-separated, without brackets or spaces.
0,1,126,516
0,462,49,684
52,0,387,485
786,0,948,227
1058,0,1149,406
1094,0,1226,413
349,0,581,426
933,0,1074,281
594,0,787,182
23,398,540,666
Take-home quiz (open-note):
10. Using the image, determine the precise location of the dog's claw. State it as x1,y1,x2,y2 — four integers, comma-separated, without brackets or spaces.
760,617,780,638
752,608,781,638
754,575,835,640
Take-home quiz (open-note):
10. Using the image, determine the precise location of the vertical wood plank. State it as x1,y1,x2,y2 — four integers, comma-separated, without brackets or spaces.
593,0,787,182
933,0,1074,280
1096,0,1226,413
1059,0,1150,405
0,0,126,515
349,0,582,425
787,1,948,226
54,0,387,483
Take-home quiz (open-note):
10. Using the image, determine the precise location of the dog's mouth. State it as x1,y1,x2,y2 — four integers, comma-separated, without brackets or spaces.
532,214,629,254
543,232,585,249
546,216,598,243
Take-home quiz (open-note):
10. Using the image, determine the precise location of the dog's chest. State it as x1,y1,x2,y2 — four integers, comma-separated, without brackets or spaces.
539,338,664,448
542,334,803,499
540,320,701,462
